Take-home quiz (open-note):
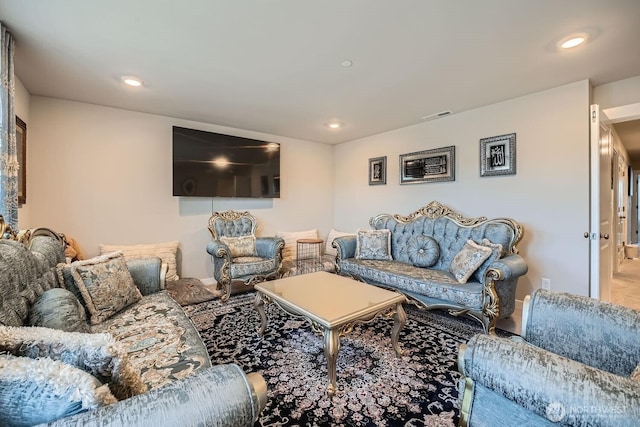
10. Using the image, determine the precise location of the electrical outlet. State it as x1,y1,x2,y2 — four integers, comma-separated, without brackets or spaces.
541,278,551,291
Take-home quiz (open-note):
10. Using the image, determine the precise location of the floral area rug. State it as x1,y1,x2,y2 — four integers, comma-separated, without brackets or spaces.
184,292,509,427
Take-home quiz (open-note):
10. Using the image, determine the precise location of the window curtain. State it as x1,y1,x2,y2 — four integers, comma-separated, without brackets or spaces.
0,23,17,229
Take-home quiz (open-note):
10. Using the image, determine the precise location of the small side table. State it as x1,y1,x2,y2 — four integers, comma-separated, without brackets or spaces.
296,238,324,274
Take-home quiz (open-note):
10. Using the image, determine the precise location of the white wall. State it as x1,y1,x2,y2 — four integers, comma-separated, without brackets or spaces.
593,75,640,109
333,80,591,299
26,97,334,279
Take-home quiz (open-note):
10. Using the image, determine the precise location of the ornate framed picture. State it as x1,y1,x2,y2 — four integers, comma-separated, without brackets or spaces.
400,146,455,184
369,156,386,185
480,133,516,177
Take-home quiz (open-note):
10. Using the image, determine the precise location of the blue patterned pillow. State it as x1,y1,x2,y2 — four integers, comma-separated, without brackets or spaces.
0,355,116,426
472,239,504,283
29,288,90,333
449,240,492,284
356,229,393,261
407,236,440,268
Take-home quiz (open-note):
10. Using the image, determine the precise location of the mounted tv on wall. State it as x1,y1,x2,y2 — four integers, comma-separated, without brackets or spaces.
172,126,280,198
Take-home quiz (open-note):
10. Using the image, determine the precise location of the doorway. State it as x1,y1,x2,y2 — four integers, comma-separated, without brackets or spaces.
604,104,640,311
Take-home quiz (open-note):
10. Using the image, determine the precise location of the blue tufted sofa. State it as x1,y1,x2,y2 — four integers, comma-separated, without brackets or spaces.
334,201,528,333
0,225,266,427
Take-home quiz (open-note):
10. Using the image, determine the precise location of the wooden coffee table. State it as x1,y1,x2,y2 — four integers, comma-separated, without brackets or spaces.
253,271,407,397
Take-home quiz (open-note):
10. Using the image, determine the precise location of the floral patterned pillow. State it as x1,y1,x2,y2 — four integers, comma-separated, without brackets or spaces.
219,235,257,258
356,229,393,261
449,240,492,284
70,252,142,325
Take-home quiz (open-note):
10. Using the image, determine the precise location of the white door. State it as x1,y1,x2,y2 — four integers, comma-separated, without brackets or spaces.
589,105,613,300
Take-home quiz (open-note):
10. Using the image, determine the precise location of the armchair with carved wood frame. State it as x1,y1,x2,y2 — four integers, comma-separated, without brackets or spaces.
206,211,284,302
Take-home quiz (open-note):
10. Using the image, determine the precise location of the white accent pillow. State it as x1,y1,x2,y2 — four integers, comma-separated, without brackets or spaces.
100,241,180,281
276,229,319,261
324,229,355,257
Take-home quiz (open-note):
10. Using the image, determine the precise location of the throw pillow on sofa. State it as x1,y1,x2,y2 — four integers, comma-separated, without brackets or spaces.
0,325,148,400
0,354,117,426
449,240,492,284
69,252,143,325
407,236,440,268
356,229,393,261
99,241,180,281
29,288,90,333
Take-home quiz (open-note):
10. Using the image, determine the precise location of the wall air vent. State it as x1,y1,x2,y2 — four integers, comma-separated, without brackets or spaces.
421,110,453,121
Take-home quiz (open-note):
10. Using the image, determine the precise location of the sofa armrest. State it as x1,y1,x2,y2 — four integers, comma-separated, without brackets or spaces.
255,237,284,259
459,334,640,426
333,235,357,262
486,254,528,281
126,257,164,295
522,289,640,376
49,364,267,427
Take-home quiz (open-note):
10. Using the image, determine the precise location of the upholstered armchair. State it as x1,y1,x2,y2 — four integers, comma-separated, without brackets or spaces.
207,211,284,302
457,289,640,426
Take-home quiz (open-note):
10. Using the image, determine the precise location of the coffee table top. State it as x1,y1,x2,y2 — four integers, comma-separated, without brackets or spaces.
255,271,405,328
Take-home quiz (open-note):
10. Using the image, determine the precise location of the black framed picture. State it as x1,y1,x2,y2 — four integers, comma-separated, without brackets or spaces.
369,156,387,185
480,133,516,177
400,146,455,184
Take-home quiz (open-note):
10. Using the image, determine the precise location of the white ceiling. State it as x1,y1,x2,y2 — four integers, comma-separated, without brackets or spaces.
1,1,639,145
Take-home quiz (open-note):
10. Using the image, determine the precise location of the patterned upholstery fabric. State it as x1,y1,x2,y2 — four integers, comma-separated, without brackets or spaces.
406,235,439,267
0,325,147,400
449,240,492,284
339,259,484,308
70,252,143,325
229,257,278,279
92,291,211,391
0,354,116,426
28,288,90,333
355,229,393,260
0,239,62,327
372,216,514,272
632,364,640,381
47,364,259,427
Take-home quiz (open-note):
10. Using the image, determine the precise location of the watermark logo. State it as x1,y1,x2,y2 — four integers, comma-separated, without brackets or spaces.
546,402,566,422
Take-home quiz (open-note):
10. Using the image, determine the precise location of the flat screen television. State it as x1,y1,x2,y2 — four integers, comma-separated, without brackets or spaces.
172,126,280,198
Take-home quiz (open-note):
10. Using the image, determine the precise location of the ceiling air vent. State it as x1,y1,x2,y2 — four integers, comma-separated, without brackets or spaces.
421,110,453,121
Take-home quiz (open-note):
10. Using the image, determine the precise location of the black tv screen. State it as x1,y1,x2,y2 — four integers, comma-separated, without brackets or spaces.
172,126,280,198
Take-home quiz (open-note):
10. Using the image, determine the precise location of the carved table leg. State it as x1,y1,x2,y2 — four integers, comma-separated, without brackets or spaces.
391,302,406,357
323,327,341,398
254,292,267,336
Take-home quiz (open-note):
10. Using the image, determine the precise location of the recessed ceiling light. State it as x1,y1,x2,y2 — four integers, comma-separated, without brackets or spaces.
558,33,588,49
341,60,353,68
120,76,144,87
326,121,342,129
